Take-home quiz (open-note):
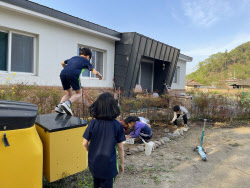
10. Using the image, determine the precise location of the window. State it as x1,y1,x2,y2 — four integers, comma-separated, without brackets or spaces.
0,31,8,71
173,66,180,84
80,48,104,79
0,30,35,74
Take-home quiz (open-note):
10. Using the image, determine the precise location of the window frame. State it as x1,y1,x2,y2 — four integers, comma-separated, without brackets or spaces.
0,29,36,75
78,45,105,80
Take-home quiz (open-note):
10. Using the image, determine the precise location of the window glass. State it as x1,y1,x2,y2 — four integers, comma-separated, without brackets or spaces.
173,67,179,83
0,31,8,71
11,33,34,73
81,48,104,78
96,51,103,75
82,68,90,77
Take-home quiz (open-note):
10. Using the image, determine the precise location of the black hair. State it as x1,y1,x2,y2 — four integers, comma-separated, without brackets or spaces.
173,105,180,112
89,92,120,120
124,116,140,124
79,47,92,60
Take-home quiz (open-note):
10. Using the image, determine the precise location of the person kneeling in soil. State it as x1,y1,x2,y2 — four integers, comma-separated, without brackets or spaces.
82,93,126,188
170,105,189,129
124,116,153,143
120,116,151,134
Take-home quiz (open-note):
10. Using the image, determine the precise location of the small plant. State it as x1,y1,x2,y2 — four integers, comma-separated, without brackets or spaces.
143,167,148,172
125,164,135,172
140,179,147,185
161,168,169,173
170,164,175,169
152,175,160,185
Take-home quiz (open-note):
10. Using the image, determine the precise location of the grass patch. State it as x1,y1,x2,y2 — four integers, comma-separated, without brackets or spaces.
43,168,93,188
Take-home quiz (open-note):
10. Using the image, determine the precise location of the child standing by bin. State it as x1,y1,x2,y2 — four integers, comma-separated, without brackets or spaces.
124,116,153,143
170,105,189,130
82,93,125,188
55,47,102,115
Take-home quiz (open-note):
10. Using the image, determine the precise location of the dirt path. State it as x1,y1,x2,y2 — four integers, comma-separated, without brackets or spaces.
114,124,250,188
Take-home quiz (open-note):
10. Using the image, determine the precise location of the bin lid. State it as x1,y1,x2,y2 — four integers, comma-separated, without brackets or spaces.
0,100,38,131
35,113,88,132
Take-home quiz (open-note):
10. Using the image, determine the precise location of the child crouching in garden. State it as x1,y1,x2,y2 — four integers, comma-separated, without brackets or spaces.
170,105,189,130
82,93,126,188
120,116,150,134
124,116,153,143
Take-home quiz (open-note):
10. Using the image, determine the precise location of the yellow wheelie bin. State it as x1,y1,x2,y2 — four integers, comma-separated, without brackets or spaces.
0,100,43,188
35,113,88,182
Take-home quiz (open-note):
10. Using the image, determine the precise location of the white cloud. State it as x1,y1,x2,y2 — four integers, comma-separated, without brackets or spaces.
182,0,231,27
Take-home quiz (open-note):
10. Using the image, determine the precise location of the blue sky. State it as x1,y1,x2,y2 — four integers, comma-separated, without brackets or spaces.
30,0,250,74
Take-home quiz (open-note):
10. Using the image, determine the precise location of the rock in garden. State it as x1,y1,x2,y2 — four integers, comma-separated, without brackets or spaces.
159,139,165,144
137,145,144,152
164,128,170,133
154,141,162,146
162,137,171,142
147,163,153,167
175,156,182,161
173,131,181,137
179,129,184,135
168,133,174,138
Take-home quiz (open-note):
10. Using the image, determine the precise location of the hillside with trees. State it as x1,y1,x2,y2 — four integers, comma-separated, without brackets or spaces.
186,41,250,86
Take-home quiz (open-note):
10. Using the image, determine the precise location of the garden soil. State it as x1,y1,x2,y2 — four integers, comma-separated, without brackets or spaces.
114,122,250,188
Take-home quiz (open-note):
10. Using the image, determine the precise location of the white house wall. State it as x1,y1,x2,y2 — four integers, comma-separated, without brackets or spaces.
0,7,115,88
171,59,186,90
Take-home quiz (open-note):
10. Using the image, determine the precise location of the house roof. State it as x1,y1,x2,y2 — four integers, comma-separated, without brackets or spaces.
185,79,204,86
124,32,180,51
0,0,193,60
232,78,250,86
185,79,193,85
179,53,193,62
0,0,121,38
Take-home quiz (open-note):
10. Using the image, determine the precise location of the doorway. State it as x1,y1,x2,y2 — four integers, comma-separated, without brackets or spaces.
137,57,154,92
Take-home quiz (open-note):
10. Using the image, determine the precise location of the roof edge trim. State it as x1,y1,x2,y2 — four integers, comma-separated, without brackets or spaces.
0,1,120,41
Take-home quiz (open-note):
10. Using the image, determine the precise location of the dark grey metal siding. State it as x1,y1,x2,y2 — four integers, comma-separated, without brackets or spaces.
114,32,180,96
155,43,162,59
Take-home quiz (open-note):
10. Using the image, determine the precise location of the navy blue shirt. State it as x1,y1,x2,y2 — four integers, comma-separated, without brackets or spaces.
83,119,126,179
61,56,94,77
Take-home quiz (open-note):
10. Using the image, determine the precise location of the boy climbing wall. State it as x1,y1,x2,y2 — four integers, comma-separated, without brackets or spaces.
55,47,102,115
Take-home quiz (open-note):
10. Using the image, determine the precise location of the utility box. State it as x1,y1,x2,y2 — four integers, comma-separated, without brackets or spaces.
0,100,43,188
35,113,88,182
